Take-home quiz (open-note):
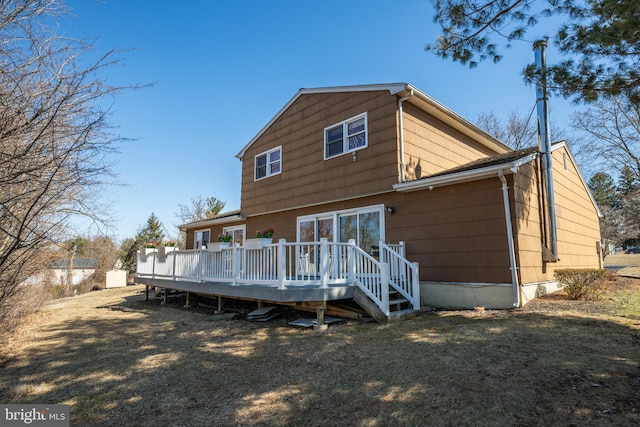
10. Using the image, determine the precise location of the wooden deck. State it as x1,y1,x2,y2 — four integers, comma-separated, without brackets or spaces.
135,276,354,303
135,239,420,321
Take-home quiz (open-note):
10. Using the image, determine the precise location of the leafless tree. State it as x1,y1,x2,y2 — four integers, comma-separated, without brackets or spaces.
475,109,538,150
176,195,226,225
572,95,640,181
0,1,129,313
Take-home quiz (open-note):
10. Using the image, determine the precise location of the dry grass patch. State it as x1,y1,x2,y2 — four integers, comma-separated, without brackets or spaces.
0,281,639,426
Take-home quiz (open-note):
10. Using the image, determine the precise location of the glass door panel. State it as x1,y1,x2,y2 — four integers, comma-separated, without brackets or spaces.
298,220,316,275
339,214,357,243
359,211,380,257
338,210,382,258
318,218,333,241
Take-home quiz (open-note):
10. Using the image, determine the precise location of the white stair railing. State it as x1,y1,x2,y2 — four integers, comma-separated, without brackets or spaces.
380,241,420,310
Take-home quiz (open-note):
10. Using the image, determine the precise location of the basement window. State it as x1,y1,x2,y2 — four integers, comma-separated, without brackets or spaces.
324,113,367,159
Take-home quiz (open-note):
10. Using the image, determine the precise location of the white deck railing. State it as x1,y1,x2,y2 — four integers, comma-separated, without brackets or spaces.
136,238,419,315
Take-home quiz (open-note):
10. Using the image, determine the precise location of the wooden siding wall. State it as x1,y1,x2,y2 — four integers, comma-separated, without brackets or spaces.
548,147,601,271
389,179,513,283
402,103,499,181
184,182,514,284
512,147,601,284
511,162,545,283
240,91,399,216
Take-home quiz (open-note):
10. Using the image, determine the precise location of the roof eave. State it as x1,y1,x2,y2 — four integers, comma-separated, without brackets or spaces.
236,83,511,160
400,84,512,154
393,153,537,192
179,212,245,230
236,83,409,160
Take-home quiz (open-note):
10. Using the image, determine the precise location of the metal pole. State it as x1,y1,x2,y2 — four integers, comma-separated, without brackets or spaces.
534,40,558,259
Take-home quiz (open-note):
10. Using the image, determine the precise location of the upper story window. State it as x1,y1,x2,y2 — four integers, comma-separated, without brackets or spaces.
255,146,282,181
324,113,367,159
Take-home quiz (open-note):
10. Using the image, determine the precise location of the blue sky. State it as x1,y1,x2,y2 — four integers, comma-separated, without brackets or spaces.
63,0,574,243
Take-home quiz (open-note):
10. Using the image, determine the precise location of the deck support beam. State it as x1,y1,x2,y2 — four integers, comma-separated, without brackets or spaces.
215,295,224,314
184,291,191,308
314,301,328,331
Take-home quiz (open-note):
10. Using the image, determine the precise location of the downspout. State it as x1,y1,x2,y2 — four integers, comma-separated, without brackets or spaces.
398,89,414,182
498,170,521,307
534,41,558,259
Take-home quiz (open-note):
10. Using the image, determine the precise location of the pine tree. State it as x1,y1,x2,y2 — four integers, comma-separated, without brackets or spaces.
136,213,165,247
588,172,618,208
617,166,640,197
427,0,640,104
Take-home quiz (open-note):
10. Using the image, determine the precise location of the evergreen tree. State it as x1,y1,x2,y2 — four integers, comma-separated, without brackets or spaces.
118,238,138,274
136,213,165,246
588,172,618,208
617,166,639,197
427,0,640,104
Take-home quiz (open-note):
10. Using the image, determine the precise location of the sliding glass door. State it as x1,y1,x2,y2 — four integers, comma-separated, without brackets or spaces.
298,205,383,258
298,216,333,274
338,209,381,257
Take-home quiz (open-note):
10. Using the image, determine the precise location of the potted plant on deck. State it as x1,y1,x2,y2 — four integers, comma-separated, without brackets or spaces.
144,242,158,255
209,234,232,252
244,228,274,249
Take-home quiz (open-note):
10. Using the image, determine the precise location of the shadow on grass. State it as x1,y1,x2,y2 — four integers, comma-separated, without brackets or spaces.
1,291,639,426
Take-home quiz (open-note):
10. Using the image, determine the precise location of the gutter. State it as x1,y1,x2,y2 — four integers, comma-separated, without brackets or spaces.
393,152,537,192
498,170,521,307
398,89,414,182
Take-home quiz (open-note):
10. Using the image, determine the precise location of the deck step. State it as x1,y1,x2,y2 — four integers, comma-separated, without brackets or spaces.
389,298,409,306
388,308,420,321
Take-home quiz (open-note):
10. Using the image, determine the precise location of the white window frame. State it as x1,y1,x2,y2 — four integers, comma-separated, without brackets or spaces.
296,204,385,247
254,146,282,181
324,112,368,160
194,229,210,250
222,225,246,245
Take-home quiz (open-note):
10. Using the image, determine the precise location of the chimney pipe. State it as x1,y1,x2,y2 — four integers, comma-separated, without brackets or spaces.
534,40,558,260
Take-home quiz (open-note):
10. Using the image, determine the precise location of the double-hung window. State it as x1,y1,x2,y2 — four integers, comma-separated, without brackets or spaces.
324,113,367,159
255,146,282,180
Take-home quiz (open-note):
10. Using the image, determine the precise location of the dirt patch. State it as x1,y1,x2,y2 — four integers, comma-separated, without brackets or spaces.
1,283,639,426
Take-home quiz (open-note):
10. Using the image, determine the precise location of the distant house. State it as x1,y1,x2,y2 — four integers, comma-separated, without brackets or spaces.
138,83,602,320
50,257,99,286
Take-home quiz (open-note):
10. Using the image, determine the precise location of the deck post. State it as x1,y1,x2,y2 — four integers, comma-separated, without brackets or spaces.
145,285,149,301
319,238,329,289
411,262,420,310
277,239,286,289
232,245,240,286
380,263,390,316
197,249,203,282
347,239,356,283
313,302,328,331
172,250,177,280
185,291,190,308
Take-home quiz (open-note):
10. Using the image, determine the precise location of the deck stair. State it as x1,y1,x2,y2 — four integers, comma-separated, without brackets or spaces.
351,241,421,323
354,287,418,323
